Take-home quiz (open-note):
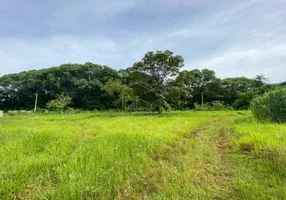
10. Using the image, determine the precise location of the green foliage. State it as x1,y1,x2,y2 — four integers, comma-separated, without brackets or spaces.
220,77,262,106
232,84,279,110
0,50,283,112
64,108,83,114
102,81,134,110
233,91,255,110
7,110,33,116
0,62,119,110
46,94,71,112
212,100,230,110
176,69,219,105
194,103,210,111
251,88,286,123
194,101,232,111
7,110,19,116
2,111,286,199
126,50,184,113
232,115,286,168
0,111,224,199
129,50,184,83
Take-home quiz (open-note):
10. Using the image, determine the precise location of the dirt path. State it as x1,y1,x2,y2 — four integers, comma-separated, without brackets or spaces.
131,117,237,199
143,116,286,199
187,118,235,199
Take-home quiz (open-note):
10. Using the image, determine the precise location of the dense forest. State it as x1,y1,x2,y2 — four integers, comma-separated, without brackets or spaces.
0,50,285,112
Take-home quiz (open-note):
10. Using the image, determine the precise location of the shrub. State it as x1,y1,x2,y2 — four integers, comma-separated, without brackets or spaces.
7,110,19,116
36,108,49,113
232,91,255,110
194,103,210,111
7,110,33,116
251,88,286,123
194,101,232,111
65,108,82,114
47,94,71,112
212,101,227,111
19,110,33,115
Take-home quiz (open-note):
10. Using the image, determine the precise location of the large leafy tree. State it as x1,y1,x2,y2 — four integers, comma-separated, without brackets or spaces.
177,69,219,105
126,50,184,112
102,81,134,111
165,79,193,110
0,62,119,110
0,51,284,112
220,77,263,106
232,83,275,110
130,50,184,84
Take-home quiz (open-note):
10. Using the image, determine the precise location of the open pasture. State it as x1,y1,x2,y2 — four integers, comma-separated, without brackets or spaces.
1,111,286,199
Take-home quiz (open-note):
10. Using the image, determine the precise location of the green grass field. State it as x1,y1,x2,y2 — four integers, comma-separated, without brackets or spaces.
1,111,286,199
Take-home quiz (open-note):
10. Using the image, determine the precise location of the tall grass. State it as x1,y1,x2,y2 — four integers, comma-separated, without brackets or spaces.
1,111,230,199
232,115,286,165
231,115,286,199
251,88,286,123
2,111,286,199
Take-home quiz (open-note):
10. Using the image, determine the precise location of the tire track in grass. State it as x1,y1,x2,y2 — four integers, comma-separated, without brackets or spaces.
19,123,95,199
215,125,233,197
189,118,234,199
134,117,237,199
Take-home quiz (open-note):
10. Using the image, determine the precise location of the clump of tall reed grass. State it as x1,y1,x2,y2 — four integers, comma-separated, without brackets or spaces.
251,88,286,123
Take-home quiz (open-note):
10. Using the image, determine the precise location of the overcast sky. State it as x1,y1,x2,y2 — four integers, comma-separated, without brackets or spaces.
0,0,285,82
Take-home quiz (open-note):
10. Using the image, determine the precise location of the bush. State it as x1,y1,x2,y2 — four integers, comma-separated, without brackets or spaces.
194,101,232,111
47,94,71,112
7,110,18,116
232,91,255,110
194,103,210,111
251,88,286,123
212,101,228,111
19,110,33,115
7,110,33,116
65,108,82,114
36,108,49,113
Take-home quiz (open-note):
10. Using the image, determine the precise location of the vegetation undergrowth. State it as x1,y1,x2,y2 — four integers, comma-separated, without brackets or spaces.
232,114,286,166
251,88,286,123
229,112,286,199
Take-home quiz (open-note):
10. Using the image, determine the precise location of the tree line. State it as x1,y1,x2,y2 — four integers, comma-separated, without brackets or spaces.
0,50,285,112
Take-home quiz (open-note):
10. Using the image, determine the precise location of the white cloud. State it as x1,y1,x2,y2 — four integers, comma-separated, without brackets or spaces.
185,44,286,82
160,0,286,82
0,0,285,83
0,36,124,75
167,0,259,39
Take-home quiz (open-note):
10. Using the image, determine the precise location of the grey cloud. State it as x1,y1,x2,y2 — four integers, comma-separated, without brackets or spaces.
0,0,285,82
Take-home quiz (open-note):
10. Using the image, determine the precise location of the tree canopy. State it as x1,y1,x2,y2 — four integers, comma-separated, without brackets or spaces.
0,50,284,112
0,62,119,110
126,50,184,112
